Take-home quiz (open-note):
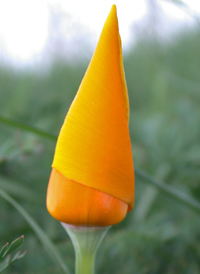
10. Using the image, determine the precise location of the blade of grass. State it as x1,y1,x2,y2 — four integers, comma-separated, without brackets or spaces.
0,116,57,141
0,176,42,203
1,115,200,216
135,168,200,215
0,187,71,274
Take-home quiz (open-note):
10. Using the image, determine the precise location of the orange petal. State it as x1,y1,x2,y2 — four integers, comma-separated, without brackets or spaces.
47,168,128,226
52,4,134,209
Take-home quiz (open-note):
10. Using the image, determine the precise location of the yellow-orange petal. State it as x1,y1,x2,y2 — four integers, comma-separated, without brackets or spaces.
52,5,134,209
47,168,128,226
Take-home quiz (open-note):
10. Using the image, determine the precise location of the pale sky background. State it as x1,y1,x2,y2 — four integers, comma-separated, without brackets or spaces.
0,0,199,67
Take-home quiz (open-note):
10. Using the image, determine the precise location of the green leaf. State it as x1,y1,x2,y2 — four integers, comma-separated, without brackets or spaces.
0,255,17,273
0,237,26,273
0,255,11,272
11,250,27,262
0,244,9,260
0,187,71,274
1,236,24,259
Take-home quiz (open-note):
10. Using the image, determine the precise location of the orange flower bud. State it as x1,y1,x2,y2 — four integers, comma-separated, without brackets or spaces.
46,5,134,226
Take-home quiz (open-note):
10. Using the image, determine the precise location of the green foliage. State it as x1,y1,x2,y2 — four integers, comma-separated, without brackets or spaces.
0,236,26,273
0,22,200,274
0,188,70,274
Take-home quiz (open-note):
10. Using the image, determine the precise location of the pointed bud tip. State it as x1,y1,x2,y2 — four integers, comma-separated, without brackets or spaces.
108,4,118,27
111,4,117,12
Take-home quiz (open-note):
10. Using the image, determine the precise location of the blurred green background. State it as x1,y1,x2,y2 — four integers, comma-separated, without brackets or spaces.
0,2,200,274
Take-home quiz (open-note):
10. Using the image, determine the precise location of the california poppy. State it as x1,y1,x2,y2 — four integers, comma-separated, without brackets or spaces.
46,4,134,227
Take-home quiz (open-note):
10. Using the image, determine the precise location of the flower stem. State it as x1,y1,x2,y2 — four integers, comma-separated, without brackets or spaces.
62,223,110,274
75,248,95,274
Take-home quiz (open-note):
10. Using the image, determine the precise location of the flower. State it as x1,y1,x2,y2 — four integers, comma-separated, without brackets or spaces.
46,5,134,226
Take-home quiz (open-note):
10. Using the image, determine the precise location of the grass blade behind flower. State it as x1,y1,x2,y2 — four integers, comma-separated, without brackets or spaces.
0,116,57,140
135,168,200,215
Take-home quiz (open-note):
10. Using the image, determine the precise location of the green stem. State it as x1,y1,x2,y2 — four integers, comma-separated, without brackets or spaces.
62,223,110,274
75,249,95,274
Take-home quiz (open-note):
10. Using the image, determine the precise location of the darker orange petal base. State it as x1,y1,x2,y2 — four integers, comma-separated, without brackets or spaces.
46,168,128,226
